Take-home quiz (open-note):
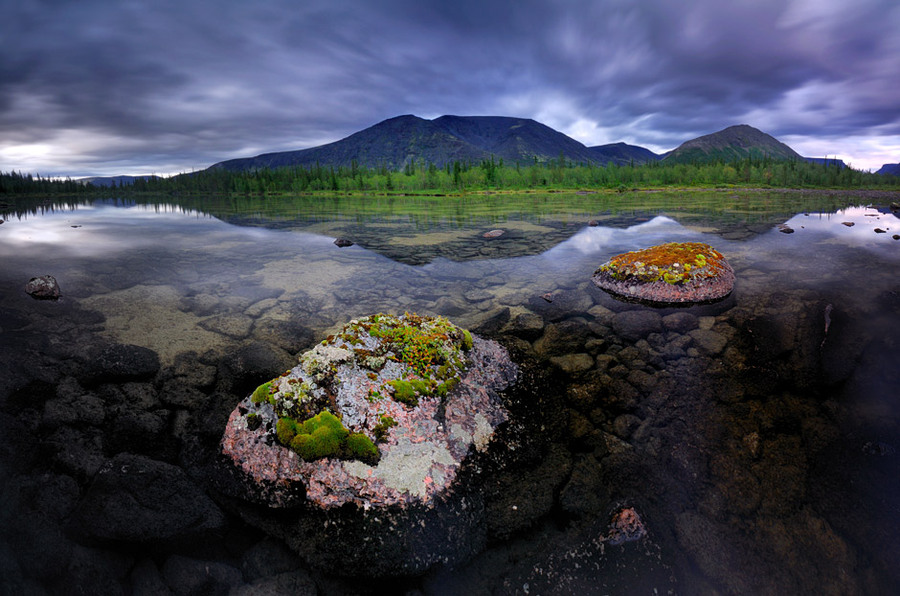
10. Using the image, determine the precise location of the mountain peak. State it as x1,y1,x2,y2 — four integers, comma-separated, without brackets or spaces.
663,124,802,163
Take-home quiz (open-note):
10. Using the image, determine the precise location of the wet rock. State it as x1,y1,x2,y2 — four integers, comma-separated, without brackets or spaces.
129,558,171,596
241,537,302,582
662,311,699,333
78,343,161,384
507,312,545,340
213,313,521,575
25,275,61,300
251,319,315,354
161,555,242,595
217,341,294,396
841,221,855,227
527,288,594,321
779,224,795,233
333,238,354,247
59,544,133,596
456,306,510,336
688,328,728,356
533,318,593,357
230,571,317,596
612,414,642,439
612,310,663,342
549,353,594,374
593,242,734,305
482,229,505,238
199,314,254,339
71,453,227,546
559,454,609,517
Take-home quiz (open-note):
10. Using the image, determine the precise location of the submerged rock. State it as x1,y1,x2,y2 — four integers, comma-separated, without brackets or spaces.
214,313,520,575
592,242,734,306
25,275,61,300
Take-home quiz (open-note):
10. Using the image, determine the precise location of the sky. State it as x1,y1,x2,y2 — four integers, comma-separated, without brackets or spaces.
2,0,899,177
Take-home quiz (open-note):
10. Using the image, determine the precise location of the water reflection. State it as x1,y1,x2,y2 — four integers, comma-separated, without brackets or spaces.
0,192,898,594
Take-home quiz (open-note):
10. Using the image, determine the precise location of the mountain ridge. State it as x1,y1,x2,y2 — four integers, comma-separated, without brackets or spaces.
207,117,836,174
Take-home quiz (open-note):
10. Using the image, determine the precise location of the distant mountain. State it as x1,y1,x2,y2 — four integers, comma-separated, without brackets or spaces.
662,124,802,164
79,175,161,187
804,157,847,168
210,115,614,172
587,142,660,166
877,163,900,176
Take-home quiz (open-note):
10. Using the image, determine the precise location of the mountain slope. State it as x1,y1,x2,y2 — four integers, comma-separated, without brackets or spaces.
662,124,802,164
877,163,900,176
210,115,610,172
587,142,660,166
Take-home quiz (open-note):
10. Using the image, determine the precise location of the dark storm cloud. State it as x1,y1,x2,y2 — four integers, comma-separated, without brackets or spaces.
2,0,898,175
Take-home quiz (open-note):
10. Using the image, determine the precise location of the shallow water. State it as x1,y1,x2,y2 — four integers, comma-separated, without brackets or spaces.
1,191,899,594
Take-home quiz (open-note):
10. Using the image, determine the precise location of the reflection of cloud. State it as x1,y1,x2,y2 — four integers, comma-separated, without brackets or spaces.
784,206,898,248
543,216,700,261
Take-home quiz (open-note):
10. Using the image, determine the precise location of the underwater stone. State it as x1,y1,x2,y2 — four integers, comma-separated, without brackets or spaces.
592,242,735,306
25,275,61,300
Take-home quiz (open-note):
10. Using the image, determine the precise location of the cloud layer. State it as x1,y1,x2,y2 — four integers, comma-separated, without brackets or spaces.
2,0,898,176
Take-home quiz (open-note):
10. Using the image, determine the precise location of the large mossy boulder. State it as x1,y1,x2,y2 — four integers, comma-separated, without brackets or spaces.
592,241,735,306
212,313,531,575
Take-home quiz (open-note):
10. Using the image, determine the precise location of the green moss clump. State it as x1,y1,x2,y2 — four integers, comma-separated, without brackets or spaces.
276,410,380,464
462,329,473,351
372,415,397,442
346,432,379,464
251,381,274,405
388,378,434,406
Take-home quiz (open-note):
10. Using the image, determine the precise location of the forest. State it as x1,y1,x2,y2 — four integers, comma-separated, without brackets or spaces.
3,155,899,196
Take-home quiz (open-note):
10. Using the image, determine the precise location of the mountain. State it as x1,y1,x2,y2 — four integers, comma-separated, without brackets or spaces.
210,115,615,172
876,163,900,176
662,124,802,164
804,157,846,168
79,175,161,187
587,142,660,166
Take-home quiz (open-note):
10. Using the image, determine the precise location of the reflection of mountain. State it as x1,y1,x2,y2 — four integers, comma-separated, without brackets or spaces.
1,192,867,266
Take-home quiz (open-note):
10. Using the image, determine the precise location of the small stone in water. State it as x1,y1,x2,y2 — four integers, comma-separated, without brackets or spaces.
841,222,855,227
483,229,505,238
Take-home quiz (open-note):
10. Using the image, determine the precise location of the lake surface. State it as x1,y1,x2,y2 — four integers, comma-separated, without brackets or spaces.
1,190,899,594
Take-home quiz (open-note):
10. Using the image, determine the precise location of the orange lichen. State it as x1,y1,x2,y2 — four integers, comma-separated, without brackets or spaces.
597,242,728,285
592,242,734,305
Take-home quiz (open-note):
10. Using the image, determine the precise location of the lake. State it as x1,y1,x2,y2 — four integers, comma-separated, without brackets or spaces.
1,190,899,594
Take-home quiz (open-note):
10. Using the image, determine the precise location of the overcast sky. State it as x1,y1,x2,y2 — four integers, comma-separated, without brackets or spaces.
3,0,899,177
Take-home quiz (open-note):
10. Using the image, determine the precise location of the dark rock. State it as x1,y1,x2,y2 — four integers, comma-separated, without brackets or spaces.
533,318,593,358
251,319,314,354
230,571,317,596
78,343,161,384
129,558,172,596
588,220,599,226
25,275,61,300
507,312,545,340
841,221,855,227
161,555,242,595
241,537,302,582
893,234,900,240
71,453,227,546
661,312,699,333
874,228,887,233
58,544,133,596
612,310,663,342
779,224,795,233
333,238,353,247
528,288,594,321
469,306,510,335
559,454,609,517
217,341,294,395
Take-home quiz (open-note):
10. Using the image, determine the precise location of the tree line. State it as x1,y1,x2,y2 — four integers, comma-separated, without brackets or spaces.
4,155,899,196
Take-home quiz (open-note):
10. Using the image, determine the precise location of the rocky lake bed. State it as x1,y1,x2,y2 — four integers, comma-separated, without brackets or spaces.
1,191,899,594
